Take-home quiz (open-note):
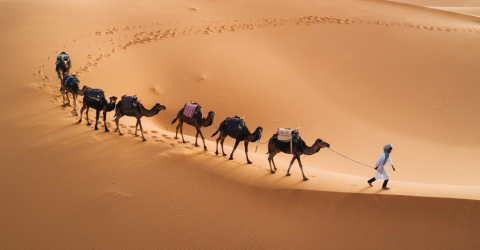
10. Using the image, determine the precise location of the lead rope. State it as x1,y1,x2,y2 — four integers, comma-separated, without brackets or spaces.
255,137,269,153
328,148,375,169
213,117,219,129
162,110,177,117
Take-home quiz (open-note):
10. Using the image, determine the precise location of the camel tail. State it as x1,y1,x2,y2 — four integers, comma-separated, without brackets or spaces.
171,117,178,125
211,129,220,137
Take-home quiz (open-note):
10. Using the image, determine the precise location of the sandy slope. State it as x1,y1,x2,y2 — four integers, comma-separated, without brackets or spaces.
1,0,480,249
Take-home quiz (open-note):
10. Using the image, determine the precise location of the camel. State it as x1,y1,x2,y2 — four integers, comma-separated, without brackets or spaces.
78,92,117,132
60,75,89,116
171,108,215,150
114,102,166,141
267,135,330,181
55,52,71,91
211,119,263,164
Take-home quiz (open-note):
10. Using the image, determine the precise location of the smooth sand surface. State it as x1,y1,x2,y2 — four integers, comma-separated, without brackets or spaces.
1,0,480,249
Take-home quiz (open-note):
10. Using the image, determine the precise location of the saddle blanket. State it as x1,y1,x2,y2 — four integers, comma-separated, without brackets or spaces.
121,95,138,109
277,128,294,142
226,116,244,133
86,88,104,102
61,75,77,87
183,102,201,118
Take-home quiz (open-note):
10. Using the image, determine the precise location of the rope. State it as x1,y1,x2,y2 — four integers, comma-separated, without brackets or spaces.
212,117,219,129
328,148,375,169
163,110,177,117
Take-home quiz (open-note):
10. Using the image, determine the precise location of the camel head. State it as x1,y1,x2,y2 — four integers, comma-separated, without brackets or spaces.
153,103,166,114
207,111,215,119
77,85,90,96
107,96,118,111
255,126,264,140
110,96,118,103
314,139,330,150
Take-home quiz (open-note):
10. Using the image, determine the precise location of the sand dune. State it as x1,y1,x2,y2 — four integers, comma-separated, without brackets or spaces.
1,0,480,249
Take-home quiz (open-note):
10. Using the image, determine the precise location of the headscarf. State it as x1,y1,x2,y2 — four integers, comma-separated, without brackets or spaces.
382,144,392,166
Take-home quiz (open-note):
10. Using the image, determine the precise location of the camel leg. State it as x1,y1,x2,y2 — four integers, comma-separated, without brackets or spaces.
135,119,139,137
103,110,109,132
244,141,252,164
229,139,241,160
65,91,71,106
220,136,227,156
286,155,297,177
72,94,78,116
86,107,91,125
196,127,207,151
62,89,66,107
94,110,100,130
296,155,308,181
179,122,186,143
137,118,146,141
78,103,86,123
215,133,222,155
115,113,123,135
194,129,200,147
268,151,278,174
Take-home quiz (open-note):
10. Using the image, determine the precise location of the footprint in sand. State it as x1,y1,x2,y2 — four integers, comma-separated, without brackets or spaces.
155,140,164,143
169,143,175,147
151,131,158,133
151,136,158,139
143,131,149,134
128,125,135,128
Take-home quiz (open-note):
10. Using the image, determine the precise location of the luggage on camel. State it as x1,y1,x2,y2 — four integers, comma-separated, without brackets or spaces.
225,116,245,133
183,102,202,118
121,95,139,109
61,74,78,87
55,52,71,68
86,88,104,102
276,127,301,153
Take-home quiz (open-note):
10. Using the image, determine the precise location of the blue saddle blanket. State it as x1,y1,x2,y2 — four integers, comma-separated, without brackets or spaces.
86,88,104,102
226,116,244,133
61,75,77,87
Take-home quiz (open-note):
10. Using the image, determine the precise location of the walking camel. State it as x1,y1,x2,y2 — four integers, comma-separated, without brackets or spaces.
114,102,166,141
212,119,263,164
60,75,89,116
171,108,216,150
267,136,330,181
78,91,117,132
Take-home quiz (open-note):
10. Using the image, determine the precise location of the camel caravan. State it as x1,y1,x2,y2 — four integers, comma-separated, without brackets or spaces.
55,53,331,181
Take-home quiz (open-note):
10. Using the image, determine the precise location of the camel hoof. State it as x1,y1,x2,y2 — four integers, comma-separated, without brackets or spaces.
77,120,82,123
215,152,218,155
247,161,252,164
286,173,291,176
204,148,207,151
222,154,227,156
271,171,276,174
195,144,199,147
303,178,309,181
143,138,147,141
105,130,110,132
94,127,99,130
119,133,123,136
135,135,139,137
229,157,233,160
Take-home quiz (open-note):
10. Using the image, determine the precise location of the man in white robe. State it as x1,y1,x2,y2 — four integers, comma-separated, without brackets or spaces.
368,144,396,190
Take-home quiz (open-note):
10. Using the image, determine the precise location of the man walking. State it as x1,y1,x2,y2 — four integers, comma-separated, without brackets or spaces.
368,144,395,190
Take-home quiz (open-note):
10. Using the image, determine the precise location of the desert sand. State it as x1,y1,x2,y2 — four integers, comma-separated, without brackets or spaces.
1,0,480,249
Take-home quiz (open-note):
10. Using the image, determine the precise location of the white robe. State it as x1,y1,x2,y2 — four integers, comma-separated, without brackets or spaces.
375,153,393,180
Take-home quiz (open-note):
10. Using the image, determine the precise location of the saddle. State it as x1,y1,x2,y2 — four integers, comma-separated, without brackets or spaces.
225,116,245,133
276,127,301,153
121,95,139,109
86,88,104,102
183,102,202,118
61,74,78,87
